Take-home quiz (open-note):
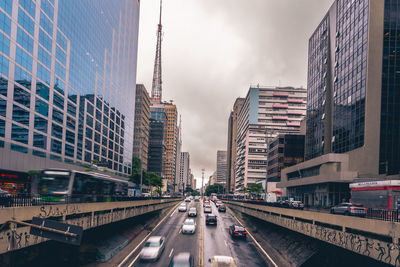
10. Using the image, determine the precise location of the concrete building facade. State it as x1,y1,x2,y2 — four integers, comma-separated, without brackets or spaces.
179,151,190,192
0,0,140,176
164,103,178,192
226,98,244,193
279,0,400,207
216,150,227,185
235,86,307,192
133,84,150,171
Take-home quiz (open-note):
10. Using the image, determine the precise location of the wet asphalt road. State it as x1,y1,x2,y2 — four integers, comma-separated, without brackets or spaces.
127,199,267,267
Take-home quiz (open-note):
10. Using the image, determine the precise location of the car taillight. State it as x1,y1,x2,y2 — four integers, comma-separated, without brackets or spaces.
242,231,247,234
233,231,239,234
350,207,355,211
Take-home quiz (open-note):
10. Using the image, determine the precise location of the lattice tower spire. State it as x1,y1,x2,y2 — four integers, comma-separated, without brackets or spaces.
151,0,163,103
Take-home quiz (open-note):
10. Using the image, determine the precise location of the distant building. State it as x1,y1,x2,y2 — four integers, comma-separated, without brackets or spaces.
179,152,190,191
209,171,216,186
235,86,307,192
216,151,227,186
133,84,150,171
147,119,166,179
279,0,400,207
164,103,178,192
226,98,245,193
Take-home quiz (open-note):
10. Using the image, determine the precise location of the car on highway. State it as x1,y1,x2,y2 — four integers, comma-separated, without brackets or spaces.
178,203,187,212
229,225,247,239
203,200,210,207
182,218,196,234
194,196,200,202
185,198,191,202
208,256,237,267
204,205,212,213
188,207,197,217
330,203,367,217
218,204,226,212
205,214,217,225
139,236,165,261
290,200,304,210
169,252,194,267
215,200,223,207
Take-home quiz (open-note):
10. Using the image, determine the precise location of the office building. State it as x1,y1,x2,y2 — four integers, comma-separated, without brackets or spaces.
148,103,167,180
266,134,305,192
164,103,178,192
216,150,227,185
235,86,307,191
179,151,190,191
0,0,140,176
226,98,244,193
279,0,400,207
133,84,150,171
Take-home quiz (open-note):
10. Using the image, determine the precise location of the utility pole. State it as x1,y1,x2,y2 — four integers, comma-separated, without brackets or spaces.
201,168,205,196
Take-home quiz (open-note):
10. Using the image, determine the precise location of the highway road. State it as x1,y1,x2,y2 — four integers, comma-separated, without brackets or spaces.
118,199,268,267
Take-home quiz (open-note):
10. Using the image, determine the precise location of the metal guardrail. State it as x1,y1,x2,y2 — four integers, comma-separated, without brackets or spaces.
0,194,182,208
222,199,400,223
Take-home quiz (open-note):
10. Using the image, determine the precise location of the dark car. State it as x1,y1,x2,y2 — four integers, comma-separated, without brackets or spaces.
290,201,304,210
169,252,194,267
205,214,217,225
229,225,247,239
218,204,226,212
330,203,367,217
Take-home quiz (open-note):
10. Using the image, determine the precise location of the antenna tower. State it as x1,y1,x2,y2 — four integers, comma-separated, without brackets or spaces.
151,0,163,103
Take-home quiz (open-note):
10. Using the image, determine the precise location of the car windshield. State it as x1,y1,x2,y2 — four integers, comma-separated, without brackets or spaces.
190,208,196,211
38,175,70,194
184,220,195,225
144,241,159,247
235,226,245,231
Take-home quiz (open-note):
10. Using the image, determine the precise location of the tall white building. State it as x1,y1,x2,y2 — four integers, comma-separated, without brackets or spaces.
235,86,307,192
216,151,227,185
179,152,190,191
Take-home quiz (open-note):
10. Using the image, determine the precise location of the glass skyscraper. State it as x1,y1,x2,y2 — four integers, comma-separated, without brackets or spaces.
0,0,139,176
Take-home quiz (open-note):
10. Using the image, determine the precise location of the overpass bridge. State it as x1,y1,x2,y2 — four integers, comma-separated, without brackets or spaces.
0,198,180,254
224,200,400,266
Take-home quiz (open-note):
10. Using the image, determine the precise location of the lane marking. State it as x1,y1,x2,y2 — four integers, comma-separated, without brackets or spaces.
127,253,140,267
169,248,174,258
229,210,278,267
179,228,182,234
224,240,228,247
118,201,182,267
198,202,204,267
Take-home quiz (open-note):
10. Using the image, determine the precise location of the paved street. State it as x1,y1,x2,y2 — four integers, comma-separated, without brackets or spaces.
121,199,267,267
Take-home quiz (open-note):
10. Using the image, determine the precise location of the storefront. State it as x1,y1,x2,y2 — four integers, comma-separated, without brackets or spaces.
0,169,30,195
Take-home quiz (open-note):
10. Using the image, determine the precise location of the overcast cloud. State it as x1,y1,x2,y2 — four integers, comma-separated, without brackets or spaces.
137,0,334,187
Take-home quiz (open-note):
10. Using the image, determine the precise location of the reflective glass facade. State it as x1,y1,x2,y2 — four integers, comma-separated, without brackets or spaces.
0,0,139,176
380,0,400,174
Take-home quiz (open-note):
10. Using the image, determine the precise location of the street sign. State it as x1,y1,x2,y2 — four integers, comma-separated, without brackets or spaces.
30,217,83,246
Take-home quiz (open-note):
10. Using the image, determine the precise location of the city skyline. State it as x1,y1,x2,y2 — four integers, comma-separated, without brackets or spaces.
137,0,335,183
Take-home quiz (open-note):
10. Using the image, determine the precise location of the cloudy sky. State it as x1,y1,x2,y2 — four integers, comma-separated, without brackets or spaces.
136,0,334,188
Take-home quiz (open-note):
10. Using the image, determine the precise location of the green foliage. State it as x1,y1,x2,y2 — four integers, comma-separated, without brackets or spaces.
146,172,163,187
27,170,40,175
205,184,224,196
130,156,142,185
246,183,264,194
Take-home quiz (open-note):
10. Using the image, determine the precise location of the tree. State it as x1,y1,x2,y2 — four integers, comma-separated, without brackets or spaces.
247,183,264,194
129,156,142,185
146,172,163,195
205,184,224,196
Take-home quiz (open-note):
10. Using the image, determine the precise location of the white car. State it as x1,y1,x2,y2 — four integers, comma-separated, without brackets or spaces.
140,236,165,261
178,203,187,212
208,256,237,267
188,207,197,217
182,218,196,234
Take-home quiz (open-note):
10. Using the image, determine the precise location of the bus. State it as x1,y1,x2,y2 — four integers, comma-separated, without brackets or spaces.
34,169,131,203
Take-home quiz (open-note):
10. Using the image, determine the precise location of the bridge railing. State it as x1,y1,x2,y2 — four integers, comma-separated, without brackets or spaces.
0,194,182,208
222,198,400,223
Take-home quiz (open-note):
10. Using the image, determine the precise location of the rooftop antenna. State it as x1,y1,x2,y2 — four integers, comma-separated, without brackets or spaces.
151,0,163,103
